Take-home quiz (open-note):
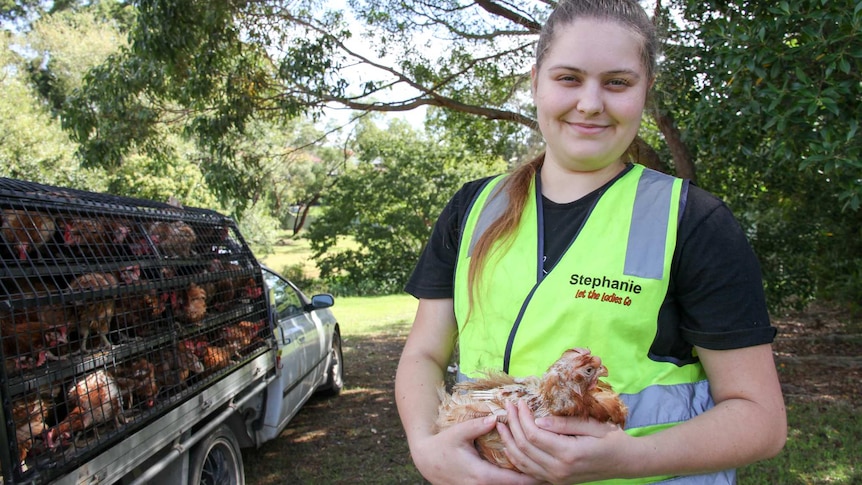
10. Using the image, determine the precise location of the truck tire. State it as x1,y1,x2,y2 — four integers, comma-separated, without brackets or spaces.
189,424,245,485
319,331,344,396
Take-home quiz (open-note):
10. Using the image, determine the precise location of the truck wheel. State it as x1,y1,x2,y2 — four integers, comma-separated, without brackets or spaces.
319,331,344,396
189,424,245,485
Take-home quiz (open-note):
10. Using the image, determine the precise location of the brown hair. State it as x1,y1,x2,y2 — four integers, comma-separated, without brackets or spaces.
466,0,658,311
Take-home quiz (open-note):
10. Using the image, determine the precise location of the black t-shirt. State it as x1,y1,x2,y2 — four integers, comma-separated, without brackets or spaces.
405,167,776,362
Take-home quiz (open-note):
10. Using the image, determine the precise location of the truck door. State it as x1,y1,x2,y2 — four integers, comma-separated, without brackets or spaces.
260,269,316,433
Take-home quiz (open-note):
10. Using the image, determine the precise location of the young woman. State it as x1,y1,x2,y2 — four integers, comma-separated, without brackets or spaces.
395,1,787,483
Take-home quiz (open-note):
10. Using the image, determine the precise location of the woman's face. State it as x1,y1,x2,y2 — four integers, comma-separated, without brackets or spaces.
532,19,650,173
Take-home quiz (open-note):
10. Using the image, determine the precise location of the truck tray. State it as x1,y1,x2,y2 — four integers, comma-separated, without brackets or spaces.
0,178,272,484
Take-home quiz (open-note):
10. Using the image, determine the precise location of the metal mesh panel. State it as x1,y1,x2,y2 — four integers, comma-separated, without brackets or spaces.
0,177,271,484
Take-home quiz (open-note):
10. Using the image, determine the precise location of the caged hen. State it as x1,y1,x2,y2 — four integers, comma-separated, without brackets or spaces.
46,369,124,449
1,209,56,260
61,216,132,258
171,282,207,326
143,221,197,258
156,341,205,390
220,320,265,350
12,394,49,462
66,272,118,352
3,279,70,370
435,348,627,472
114,358,159,410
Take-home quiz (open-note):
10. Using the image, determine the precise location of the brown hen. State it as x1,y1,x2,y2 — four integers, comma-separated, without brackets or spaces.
156,342,205,389
1,209,56,260
146,221,197,258
114,358,159,409
435,348,627,472
3,280,69,369
62,216,131,258
220,320,265,350
1,319,68,371
46,369,123,449
12,394,49,462
171,282,207,326
67,272,117,352
200,341,242,374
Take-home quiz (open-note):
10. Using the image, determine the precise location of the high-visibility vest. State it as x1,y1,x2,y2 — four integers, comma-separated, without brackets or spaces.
453,165,734,484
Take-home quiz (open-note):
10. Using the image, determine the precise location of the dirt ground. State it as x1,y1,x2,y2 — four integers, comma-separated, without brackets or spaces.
243,303,861,484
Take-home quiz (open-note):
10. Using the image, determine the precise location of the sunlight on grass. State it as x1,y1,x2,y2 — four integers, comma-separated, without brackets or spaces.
331,294,418,337
739,400,861,484
256,234,360,279
256,236,317,277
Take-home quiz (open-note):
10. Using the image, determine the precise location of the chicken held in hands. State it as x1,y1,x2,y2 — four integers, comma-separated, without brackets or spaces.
435,348,627,472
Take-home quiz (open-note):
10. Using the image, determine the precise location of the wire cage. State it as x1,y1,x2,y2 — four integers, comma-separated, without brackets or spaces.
0,177,272,484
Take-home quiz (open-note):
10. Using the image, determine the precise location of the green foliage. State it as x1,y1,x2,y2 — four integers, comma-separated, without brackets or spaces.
24,2,130,115
662,0,862,310
0,32,106,189
307,118,507,295
235,201,280,256
108,140,219,208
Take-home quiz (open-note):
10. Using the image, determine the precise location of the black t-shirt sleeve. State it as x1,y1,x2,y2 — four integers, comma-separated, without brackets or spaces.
404,178,492,299
671,185,776,350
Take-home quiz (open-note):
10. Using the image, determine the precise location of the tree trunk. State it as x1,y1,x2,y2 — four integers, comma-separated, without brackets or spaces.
653,110,697,183
628,136,666,173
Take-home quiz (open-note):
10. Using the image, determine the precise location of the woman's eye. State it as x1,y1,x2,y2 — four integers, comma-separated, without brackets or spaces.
607,78,631,87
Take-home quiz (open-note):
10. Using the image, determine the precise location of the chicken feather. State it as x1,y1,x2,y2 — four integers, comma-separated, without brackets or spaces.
435,348,627,472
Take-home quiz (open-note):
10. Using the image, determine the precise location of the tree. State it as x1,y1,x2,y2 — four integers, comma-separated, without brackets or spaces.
659,0,862,308
7,0,861,306
306,117,507,294
0,31,105,189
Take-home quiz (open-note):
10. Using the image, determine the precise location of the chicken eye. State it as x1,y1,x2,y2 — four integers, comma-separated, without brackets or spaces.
585,367,594,375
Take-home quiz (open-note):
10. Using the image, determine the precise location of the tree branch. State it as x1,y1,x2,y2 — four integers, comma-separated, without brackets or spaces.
474,0,543,32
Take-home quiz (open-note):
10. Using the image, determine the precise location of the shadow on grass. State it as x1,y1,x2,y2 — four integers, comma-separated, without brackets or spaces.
243,332,428,484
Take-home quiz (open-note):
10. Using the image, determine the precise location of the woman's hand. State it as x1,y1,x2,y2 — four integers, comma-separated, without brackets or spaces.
410,414,545,485
496,400,635,484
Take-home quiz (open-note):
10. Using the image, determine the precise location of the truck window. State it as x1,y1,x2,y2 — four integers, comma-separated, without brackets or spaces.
263,271,304,318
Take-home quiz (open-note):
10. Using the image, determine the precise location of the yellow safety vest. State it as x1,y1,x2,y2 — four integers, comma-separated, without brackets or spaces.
453,165,734,484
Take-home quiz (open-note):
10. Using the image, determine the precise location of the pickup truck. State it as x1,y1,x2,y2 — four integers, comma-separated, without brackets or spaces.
0,177,343,484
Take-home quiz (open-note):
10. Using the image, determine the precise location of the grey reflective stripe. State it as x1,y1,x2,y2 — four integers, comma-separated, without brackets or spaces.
468,180,508,257
455,370,473,383
619,380,714,429
654,469,736,484
624,169,676,279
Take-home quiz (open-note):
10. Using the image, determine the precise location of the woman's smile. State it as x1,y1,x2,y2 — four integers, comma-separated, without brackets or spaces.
531,19,649,173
